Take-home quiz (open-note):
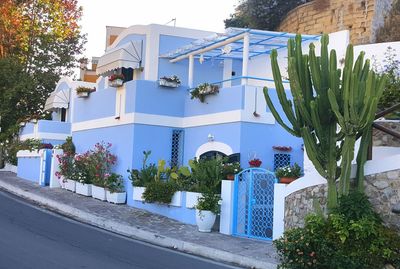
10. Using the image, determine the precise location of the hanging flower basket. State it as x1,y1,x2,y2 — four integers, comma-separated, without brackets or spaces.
109,74,125,87
159,76,181,88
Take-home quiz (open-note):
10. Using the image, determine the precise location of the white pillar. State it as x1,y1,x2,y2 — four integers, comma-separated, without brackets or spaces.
188,55,194,88
273,183,286,240
220,180,234,235
241,33,250,85
50,149,63,188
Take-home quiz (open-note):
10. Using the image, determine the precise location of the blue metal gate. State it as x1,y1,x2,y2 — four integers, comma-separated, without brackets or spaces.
232,168,277,240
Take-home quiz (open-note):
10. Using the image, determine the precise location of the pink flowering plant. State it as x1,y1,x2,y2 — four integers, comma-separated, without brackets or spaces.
71,152,93,184
55,152,74,181
89,142,117,187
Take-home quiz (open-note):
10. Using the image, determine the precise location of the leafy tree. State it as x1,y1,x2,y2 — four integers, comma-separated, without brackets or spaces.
0,0,86,141
225,0,310,30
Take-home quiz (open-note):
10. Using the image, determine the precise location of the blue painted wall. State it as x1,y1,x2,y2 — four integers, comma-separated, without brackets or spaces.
126,80,186,117
184,85,244,117
17,156,41,183
38,120,70,134
20,123,35,136
73,89,116,122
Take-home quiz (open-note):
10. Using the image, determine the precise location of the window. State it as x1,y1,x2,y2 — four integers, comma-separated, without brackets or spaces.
199,151,226,160
274,153,291,171
170,130,184,167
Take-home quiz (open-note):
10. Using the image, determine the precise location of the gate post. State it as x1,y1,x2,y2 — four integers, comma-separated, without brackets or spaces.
220,179,234,235
49,149,63,188
273,183,286,239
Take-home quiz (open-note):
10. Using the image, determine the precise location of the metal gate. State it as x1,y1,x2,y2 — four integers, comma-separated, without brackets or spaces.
232,168,277,240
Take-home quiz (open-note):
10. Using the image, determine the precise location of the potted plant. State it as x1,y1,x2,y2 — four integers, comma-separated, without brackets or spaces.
249,158,262,167
221,161,241,180
195,191,221,232
190,83,219,103
108,74,124,87
55,151,75,191
89,142,117,201
73,153,93,196
106,173,126,204
128,151,157,201
275,163,302,184
159,75,181,88
76,86,96,98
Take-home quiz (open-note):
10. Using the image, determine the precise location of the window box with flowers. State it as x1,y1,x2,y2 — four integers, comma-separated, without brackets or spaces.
190,83,219,103
76,86,96,98
272,145,292,152
275,163,302,184
159,75,181,88
108,74,125,87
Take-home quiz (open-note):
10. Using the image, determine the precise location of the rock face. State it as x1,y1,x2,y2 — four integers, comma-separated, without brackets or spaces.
284,169,400,232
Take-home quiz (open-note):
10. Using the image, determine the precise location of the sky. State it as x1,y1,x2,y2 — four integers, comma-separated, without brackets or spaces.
78,0,238,58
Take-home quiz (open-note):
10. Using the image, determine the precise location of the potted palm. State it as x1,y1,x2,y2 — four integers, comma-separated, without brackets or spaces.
106,173,126,204
275,163,302,184
195,191,221,232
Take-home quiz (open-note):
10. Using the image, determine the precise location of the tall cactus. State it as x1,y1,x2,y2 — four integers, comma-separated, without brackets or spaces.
328,45,386,195
264,34,386,210
264,34,341,210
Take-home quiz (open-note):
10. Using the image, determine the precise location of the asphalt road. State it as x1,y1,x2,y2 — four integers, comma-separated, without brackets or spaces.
0,190,240,269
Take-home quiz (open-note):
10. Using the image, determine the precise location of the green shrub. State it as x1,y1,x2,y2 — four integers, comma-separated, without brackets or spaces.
142,180,178,204
61,137,76,155
275,192,400,269
106,173,125,193
189,157,224,193
128,151,157,187
196,191,221,214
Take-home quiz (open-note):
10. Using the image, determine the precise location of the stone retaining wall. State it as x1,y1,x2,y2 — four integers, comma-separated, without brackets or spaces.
278,0,394,45
285,169,400,232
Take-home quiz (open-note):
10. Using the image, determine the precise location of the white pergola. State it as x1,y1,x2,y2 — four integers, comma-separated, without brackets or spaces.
160,28,320,87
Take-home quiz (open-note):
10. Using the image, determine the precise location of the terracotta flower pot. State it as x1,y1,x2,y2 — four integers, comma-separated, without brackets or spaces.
279,177,297,184
226,174,235,180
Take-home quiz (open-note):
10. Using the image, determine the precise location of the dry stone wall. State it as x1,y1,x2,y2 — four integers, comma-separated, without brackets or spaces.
284,169,400,232
278,0,394,45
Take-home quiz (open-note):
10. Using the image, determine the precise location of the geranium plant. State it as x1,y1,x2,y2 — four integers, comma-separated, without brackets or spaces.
222,161,241,179
249,158,262,167
190,83,219,103
108,74,124,82
272,145,292,152
275,163,302,179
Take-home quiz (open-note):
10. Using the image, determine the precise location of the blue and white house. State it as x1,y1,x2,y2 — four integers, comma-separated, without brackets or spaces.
17,24,330,240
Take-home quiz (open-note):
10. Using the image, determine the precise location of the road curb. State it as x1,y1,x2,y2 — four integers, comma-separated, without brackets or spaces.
0,180,277,269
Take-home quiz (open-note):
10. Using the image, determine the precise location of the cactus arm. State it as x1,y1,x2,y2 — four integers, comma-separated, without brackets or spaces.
263,87,300,136
328,89,346,128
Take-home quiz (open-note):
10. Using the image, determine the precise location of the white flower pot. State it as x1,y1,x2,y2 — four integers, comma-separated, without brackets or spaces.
185,192,202,208
106,191,126,204
109,79,124,87
65,179,76,192
195,209,216,233
92,185,106,201
76,182,92,196
133,186,145,201
159,79,180,88
169,191,182,207
77,91,89,98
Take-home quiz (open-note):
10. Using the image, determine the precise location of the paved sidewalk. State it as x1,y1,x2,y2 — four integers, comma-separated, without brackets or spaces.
0,172,278,269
